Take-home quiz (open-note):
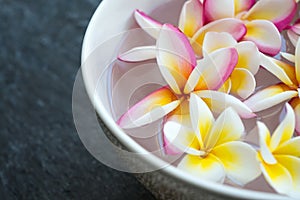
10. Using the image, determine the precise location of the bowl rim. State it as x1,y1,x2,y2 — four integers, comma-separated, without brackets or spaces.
81,0,292,199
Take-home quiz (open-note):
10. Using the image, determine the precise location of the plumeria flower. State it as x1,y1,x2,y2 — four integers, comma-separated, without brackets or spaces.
203,0,297,55
244,39,300,134
120,0,295,62
257,103,300,198
120,31,261,100
202,32,260,99
119,0,247,61
118,24,255,129
204,0,296,31
164,94,261,184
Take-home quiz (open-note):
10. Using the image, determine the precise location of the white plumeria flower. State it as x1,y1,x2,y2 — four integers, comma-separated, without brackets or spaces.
204,0,296,32
164,94,261,184
257,103,300,198
118,0,247,61
118,24,255,129
119,0,296,61
245,39,300,134
121,31,261,100
202,32,260,99
203,0,296,55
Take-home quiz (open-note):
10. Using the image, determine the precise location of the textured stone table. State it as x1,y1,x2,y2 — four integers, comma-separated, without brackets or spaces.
0,0,155,199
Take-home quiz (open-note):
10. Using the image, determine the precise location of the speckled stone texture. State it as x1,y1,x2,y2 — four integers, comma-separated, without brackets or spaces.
0,0,155,199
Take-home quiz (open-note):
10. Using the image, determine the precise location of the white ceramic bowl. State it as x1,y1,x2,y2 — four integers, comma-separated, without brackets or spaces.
81,0,293,199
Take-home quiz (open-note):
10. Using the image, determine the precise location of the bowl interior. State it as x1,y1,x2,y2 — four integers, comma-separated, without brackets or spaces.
81,0,292,199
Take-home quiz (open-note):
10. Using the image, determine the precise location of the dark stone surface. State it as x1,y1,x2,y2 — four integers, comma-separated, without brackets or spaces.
0,0,155,199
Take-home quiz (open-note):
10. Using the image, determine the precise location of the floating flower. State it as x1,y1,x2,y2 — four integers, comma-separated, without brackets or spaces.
244,39,300,134
120,31,261,100
203,0,296,55
202,32,260,99
257,103,300,198
118,24,254,129
164,94,261,184
120,0,295,60
204,0,296,31
119,0,245,60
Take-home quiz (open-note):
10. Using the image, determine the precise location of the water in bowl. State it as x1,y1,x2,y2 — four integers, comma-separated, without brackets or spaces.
108,0,294,194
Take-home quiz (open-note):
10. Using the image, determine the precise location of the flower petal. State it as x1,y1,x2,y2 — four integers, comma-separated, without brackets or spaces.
179,0,204,38
206,108,245,149
230,68,256,99
189,93,214,147
290,97,300,134
163,121,203,156
297,109,300,135
280,52,295,63
235,41,260,74
257,121,276,164
118,46,156,62
295,38,300,84
290,20,300,35
202,32,237,54
163,133,181,155
157,24,196,94
184,48,238,93
178,154,226,183
212,141,261,185
243,20,281,56
165,114,192,127
243,0,297,31
191,18,246,56
134,10,162,39
118,87,180,129
287,29,299,47
275,155,300,198
195,90,256,118
270,103,295,151
218,79,232,94
168,99,190,116
163,114,191,155
288,22,300,46
244,84,298,112
260,53,298,87
234,0,256,14
203,0,234,23
260,161,293,196
274,137,300,157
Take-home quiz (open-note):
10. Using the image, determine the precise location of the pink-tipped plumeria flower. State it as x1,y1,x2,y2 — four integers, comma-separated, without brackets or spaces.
257,103,300,198
203,0,297,56
118,24,255,129
202,32,260,99
244,39,300,135
164,94,261,184
119,0,246,60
